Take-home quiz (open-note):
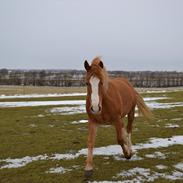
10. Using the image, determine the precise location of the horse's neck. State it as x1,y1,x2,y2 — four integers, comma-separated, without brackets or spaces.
103,68,109,92
103,70,109,92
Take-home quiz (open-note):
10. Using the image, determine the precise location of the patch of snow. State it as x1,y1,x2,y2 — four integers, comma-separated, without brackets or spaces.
116,167,183,182
50,105,85,115
0,155,48,169
147,102,183,109
72,165,80,169
0,100,85,108
29,124,37,128
50,153,80,160
165,123,179,128
0,93,86,99
146,90,167,93
174,162,183,171
134,135,183,150
0,97,168,108
91,181,125,183
166,171,183,180
145,151,166,159
46,166,71,174
156,165,168,170
144,97,168,101
114,153,143,161
171,118,182,121
38,114,44,117
71,120,88,124
1,136,183,169
80,136,183,157
117,167,151,179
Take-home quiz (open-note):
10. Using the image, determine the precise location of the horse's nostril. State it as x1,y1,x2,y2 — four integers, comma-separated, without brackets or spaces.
91,105,101,113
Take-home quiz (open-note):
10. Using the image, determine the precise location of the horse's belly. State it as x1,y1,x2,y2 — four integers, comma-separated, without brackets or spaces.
91,111,114,124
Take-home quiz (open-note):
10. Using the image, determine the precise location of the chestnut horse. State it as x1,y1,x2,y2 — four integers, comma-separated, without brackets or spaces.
84,57,152,177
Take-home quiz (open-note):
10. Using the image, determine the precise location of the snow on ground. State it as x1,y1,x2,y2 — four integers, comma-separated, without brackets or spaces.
165,123,180,128
145,151,166,159
0,100,85,108
38,114,44,117
115,166,183,182
29,124,37,128
92,170,183,183
0,135,182,169
46,166,71,174
1,96,181,110
174,162,183,171
116,167,152,181
91,181,125,183
134,135,183,150
171,118,182,121
50,105,85,115
0,96,182,111
147,102,183,109
145,90,167,93
71,120,88,124
165,171,183,180
0,97,173,109
0,93,86,99
0,155,48,169
113,154,143,161
140,88,183,94
156,165,168,170
143,97,168,101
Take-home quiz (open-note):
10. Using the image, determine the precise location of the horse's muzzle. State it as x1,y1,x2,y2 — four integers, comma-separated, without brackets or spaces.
91,105,101,114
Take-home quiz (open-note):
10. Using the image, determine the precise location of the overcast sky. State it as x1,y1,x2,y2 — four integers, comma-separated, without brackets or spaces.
0,0,183,71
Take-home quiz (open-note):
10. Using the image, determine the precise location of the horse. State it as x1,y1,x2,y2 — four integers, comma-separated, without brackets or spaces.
84,57,152,177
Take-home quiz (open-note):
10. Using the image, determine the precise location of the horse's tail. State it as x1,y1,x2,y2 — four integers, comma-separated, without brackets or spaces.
135,92,153,120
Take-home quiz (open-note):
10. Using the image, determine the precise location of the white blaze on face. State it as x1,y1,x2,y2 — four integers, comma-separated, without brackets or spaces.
90,76,100,112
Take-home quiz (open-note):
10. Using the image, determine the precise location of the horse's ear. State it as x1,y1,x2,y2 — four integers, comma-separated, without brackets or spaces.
99,61,103,69
84,60,91,71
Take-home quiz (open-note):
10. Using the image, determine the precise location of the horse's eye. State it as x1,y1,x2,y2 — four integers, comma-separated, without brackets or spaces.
86,82,89,86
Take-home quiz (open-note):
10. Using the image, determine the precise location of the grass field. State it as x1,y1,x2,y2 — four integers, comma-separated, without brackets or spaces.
0,86,182,183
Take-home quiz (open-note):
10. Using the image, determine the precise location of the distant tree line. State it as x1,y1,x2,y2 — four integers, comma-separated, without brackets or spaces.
0,69,183,87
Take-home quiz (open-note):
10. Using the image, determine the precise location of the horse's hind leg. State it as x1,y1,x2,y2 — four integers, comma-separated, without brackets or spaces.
115,118,132,159
127,107,135,156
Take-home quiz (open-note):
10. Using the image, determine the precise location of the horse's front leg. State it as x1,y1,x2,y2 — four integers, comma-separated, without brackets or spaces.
115,118,132,159
85,119,98,177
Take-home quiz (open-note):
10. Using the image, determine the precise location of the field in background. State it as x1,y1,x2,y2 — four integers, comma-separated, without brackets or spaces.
0,86,182,183
1,85,183,95
0,86,86,95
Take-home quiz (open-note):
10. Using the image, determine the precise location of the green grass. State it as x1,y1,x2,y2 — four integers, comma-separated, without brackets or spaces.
0,88,182,183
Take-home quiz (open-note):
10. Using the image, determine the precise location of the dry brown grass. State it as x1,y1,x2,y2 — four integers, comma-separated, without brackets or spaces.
0,85,86,95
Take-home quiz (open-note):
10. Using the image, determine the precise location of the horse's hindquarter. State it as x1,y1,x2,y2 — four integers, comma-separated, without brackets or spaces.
106,78,136,118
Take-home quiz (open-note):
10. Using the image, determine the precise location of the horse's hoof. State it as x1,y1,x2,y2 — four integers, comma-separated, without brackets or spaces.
125,154,132,159
84,169,93,179
124,150,134,159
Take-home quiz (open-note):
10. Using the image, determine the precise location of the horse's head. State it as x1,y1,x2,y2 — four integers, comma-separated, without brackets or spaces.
84,57,107,115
